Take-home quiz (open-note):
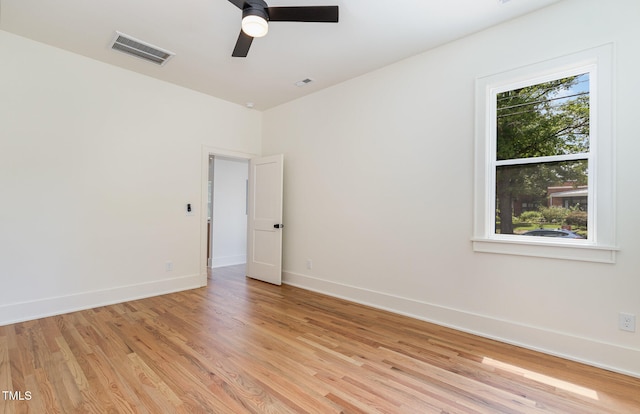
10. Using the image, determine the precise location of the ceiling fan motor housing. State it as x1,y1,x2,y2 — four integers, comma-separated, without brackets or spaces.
242,0,270,21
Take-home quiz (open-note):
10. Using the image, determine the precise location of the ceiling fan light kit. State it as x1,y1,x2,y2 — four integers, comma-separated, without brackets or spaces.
228,0,339,57
241,8,269,37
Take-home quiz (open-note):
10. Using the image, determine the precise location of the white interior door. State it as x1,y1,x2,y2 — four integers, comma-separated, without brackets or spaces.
247,154,284,285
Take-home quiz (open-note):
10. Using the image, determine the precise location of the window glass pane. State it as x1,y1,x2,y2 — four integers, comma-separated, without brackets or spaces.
496,73,590,160
495,160,588,239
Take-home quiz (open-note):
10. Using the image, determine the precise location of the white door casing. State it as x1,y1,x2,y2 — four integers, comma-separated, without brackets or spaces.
247,154,284,285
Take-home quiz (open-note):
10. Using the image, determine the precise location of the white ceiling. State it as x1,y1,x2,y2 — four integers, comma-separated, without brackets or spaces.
0,0,560,110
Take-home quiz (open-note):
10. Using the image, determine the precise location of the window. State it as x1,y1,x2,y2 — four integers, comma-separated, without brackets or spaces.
473,45,617,263
495,71,590,238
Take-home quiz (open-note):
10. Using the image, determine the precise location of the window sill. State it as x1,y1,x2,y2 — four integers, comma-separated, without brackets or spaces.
472,238,618,263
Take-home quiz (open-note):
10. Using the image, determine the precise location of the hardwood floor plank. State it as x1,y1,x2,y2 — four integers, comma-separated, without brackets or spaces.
61,330,118,413
360,360,486,414
0,336,16,414
1,264,639,413
126,352,184,410
33,367,63,414
84,347,146,414
109,314,249,413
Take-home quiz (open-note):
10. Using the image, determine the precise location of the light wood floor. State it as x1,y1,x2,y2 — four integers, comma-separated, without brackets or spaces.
1,265,639,413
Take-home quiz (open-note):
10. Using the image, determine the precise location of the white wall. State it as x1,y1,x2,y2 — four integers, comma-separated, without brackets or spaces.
0,30,261,325
262,0,640,377
211,157,248,267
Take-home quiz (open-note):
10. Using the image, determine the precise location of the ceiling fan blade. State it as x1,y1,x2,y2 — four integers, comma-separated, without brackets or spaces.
232,30,254,57
267,6,339,23
227,0,245,9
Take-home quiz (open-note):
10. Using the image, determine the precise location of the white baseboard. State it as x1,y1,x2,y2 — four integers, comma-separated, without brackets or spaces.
283,270,640,379
0,273,206,326
211,255,246,268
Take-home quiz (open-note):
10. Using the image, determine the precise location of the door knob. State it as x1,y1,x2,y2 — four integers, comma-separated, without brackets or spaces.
274,224,284,229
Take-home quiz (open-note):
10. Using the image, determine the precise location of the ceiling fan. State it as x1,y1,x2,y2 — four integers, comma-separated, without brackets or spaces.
227,0,339,57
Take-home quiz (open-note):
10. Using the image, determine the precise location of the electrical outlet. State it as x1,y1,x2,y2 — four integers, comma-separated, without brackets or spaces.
166,261,174,272
619,313,636,332
306,259,313,270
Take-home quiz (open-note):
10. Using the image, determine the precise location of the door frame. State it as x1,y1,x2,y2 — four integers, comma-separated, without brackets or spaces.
200,145,258,281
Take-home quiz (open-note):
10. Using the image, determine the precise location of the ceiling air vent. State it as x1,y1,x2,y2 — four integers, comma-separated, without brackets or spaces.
295,78,314,87
110,31,175,66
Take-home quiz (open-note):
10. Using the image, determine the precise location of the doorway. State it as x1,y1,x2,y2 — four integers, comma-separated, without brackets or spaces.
200,146,255,279
208,155,249,269
199,147,284,285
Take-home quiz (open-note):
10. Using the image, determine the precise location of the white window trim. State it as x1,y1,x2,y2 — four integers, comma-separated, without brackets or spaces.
472,44,617,263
